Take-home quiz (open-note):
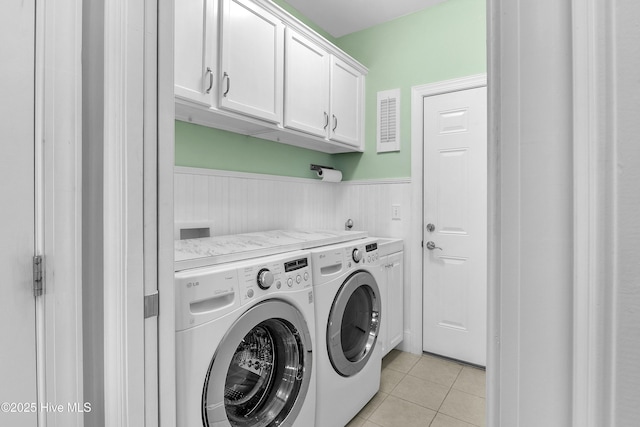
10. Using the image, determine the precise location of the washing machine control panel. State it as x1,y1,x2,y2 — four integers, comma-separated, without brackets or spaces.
348,242,379,266
239,254,312,305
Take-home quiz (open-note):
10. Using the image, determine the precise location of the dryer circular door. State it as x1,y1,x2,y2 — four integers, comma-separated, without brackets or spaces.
327,270,381,377
202,300,313,427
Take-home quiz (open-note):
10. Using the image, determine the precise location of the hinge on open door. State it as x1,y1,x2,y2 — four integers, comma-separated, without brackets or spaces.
33,255,44,297
144,292,159,318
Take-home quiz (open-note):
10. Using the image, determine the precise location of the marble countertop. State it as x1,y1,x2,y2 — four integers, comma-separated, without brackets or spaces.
174,229,368,271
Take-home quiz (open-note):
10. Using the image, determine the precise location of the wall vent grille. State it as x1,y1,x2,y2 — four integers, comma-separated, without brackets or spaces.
377,88,400,152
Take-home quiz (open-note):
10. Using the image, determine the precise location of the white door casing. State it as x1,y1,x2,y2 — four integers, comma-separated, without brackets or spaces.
422,86,487,366
1,1,83,426
0,1,38,424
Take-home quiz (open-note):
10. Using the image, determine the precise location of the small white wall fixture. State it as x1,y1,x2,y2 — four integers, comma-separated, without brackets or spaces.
377,88,400,153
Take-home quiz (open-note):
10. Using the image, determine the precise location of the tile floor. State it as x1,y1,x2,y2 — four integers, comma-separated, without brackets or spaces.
346,350,486,427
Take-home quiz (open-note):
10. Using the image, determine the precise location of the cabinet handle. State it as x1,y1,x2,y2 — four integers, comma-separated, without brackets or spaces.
205,67,214,94
223,72,230,97
323,112,329,129
332,114,338,132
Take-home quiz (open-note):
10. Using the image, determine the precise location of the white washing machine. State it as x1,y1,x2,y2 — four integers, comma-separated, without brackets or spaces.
175,250,316,427
310,238,383,427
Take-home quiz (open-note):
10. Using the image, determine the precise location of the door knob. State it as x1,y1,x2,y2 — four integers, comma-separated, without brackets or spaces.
426,241,442,251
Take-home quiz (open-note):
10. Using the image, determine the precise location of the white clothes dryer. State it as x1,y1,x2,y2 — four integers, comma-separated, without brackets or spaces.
309,238,383,427
175,251,316,427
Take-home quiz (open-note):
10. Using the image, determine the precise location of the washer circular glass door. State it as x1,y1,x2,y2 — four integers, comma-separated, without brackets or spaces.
202,300,312,427
327,270,381,377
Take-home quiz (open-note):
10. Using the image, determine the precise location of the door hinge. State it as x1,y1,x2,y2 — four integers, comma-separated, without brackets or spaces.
144,292,159,318
33,255,44,297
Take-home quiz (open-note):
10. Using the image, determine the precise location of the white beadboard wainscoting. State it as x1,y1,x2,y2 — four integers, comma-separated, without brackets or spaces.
174,166,415,352
174,167,338,237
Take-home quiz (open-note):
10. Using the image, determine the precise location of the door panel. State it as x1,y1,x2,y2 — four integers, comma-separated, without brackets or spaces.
0,0,38,424
423,87,487,366
284,28,330,138
329,57,362,147
219,0,283,123
438,148,470,235
174,0,216,105
386,252,404,351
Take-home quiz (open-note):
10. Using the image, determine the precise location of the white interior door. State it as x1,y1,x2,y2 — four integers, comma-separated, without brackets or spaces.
422,86,487,366
0,0,39,424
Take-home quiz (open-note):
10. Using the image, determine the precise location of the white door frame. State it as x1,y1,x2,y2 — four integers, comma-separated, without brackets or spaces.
36,0,84,425
409,73,488,412
102,0,175,425
487,0,609,424
409,74,488,351
571,0,609,425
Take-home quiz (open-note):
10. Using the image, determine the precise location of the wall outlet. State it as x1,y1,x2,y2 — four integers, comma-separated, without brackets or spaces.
391,204,401,220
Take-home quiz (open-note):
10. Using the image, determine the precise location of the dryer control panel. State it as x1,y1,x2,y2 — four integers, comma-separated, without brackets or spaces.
238,253,312,305
310,238,380,284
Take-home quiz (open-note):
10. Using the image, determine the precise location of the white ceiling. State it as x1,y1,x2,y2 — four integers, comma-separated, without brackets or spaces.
283,0,449,38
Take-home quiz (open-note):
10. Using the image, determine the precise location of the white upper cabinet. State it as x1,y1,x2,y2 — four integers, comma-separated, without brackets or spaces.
284,28,330,138
284,29,365,148
219,0,284,123
175,0,217,106
174,0,367,153
330,56,364,147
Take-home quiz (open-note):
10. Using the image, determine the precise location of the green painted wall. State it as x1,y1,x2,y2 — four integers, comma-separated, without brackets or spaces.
333,0,486,180
174,0,486,181
175,121,334,179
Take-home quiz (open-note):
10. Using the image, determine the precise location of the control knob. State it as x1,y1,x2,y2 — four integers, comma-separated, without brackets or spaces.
352,248,363,263
257,269,274,289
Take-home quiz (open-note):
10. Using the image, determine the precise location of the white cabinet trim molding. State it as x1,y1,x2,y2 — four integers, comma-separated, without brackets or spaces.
175,166,411,186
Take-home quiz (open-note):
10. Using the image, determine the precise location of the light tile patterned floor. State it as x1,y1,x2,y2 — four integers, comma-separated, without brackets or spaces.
346,350,486,427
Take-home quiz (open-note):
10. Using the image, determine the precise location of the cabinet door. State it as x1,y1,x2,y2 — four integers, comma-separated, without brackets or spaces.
174,0,217,106
284,29,330,138
386,252,404,351
329,56,363,147
219,0,284,123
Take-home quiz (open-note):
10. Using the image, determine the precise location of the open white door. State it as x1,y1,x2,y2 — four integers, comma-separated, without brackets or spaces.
0,1,38,424
422,86,487,366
